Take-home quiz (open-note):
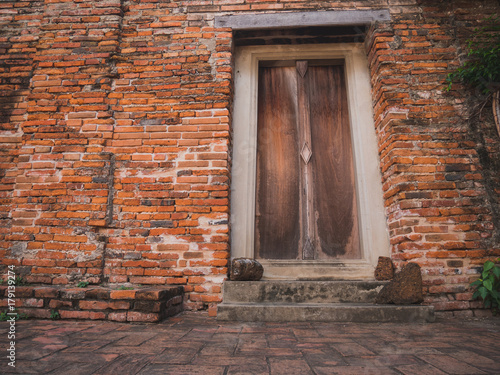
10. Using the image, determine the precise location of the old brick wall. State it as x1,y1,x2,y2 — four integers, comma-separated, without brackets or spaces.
1,1,44,288
1,0,231,314
1,0,499,316
367,0,500,316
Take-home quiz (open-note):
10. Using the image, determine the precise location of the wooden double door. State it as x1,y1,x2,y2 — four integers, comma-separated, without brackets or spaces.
255,60,361,261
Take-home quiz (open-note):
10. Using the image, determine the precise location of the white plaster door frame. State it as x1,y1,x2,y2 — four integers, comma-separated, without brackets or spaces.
231,44,389,280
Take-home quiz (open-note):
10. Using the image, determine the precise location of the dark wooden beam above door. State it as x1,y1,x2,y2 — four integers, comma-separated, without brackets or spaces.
234,26,368,46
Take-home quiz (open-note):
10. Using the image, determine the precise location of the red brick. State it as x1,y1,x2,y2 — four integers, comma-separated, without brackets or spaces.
108,312,127,322
21,308,52,319
79,300,110,310
49,299,73,309
59,310,91,320
126,311,160,322
135,289,163,300
110,290,136,300
22,298,44,308
15,286,34,297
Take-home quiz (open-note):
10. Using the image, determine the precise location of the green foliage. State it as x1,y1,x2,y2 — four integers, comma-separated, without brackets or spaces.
0,310,28,321
0,276,29,286
14,276,29,286
117,286,134,290
76,281,89,288
470,258,500,314
50,310,60,320
446,16,500,94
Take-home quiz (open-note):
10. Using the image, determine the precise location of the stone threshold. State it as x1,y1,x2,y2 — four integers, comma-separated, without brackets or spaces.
0,284,183,323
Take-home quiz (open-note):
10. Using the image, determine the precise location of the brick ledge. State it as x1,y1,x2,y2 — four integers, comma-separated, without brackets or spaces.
0,285,184,323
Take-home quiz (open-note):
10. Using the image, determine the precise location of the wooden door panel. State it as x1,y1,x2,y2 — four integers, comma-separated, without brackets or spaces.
255,62,360,261
255,66,300,259
308,65,360,259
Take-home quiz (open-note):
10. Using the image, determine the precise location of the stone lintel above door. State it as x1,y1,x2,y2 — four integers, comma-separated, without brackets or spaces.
215,10,391,30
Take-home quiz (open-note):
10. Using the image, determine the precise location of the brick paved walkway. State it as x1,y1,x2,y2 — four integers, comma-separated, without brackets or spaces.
1,312,499,374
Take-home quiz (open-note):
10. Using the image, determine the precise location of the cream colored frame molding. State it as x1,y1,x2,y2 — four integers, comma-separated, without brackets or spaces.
231,44,389,280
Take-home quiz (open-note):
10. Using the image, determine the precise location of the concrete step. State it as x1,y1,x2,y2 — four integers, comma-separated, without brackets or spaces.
222,280,388,304
217,302,435,323
218,280,435,323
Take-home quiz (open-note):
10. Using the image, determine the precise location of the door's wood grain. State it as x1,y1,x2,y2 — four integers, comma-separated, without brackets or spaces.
307,65,360,259
255,66,300,259
255,62,360,261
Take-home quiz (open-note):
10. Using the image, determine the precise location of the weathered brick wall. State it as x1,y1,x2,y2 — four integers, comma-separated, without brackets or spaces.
2,0,232,314
367,0,500,316
1,0,44,285
1,0,499,316
105,0,232,312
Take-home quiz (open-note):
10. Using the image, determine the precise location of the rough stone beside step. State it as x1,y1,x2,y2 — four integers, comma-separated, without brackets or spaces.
376,263,424,305
230,258,264,281
375,256,394,281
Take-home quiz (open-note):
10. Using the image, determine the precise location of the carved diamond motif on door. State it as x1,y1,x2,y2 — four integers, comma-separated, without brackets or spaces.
300,143,312,165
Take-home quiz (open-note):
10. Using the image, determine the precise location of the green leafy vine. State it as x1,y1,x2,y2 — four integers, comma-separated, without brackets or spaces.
446,16,500,95
470,259,500,314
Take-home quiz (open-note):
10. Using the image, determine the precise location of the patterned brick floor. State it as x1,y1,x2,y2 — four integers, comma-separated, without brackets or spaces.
1,312,499,374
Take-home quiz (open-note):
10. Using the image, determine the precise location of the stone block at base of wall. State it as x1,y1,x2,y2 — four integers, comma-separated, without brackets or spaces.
0,285,184,323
